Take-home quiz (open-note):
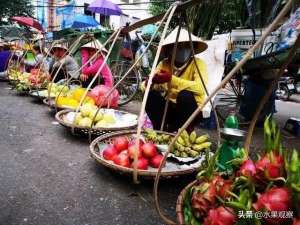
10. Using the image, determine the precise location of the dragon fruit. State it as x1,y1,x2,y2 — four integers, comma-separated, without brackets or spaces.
253,187,291,224
204,206,236,225
255,152,284,182
191,182,217,218
238,160,256,177
293,218,300,225
212,176,232,199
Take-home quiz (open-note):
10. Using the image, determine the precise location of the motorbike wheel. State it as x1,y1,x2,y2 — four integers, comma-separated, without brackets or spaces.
295,81,300,93
277,85,290,101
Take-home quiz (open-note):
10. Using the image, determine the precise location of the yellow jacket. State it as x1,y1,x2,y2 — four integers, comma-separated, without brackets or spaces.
153,58,208,106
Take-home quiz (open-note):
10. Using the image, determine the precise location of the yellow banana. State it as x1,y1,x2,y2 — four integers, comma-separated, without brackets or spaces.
195,134,209,144
177,136,185,146
193,142,212,151
189,131,197,144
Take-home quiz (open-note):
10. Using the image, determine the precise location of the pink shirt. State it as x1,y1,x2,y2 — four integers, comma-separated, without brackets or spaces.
81,49,113,87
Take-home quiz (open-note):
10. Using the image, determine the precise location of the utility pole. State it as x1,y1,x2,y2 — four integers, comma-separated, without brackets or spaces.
48,0,55,31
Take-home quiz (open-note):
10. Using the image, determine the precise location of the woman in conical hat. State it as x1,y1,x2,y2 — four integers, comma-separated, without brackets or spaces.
145,26,209,132
80,39,113,88
49,43,80,82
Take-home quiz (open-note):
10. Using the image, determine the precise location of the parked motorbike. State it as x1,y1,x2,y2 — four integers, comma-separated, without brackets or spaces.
276,75,300,101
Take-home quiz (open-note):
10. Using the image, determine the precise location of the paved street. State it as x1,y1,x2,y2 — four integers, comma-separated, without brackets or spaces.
0,81,299,225
0,82,191,225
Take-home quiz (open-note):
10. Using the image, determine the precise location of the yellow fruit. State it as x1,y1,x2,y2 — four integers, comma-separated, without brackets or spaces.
88,109,103,122
75,113,83,125
102,114,116,124
78,117,92,127
72,88,86,102
83,96,95,105
95,120,107,128
189,131,197,143
56,96,68,106
65,98,79,109
195,134,209,144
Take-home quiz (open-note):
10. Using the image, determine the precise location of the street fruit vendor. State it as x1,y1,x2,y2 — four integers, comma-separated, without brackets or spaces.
145,27,208,132
21,44,49,73
49,43,80,82
80,40,113,88
0,43,11,79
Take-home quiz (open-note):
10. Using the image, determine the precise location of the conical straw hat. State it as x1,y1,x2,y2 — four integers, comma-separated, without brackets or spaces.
51,43,68,52
81,39,108,53
162,26,207,54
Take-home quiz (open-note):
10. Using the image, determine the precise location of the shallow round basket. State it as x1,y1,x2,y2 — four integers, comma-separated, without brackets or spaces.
56,109,138,137
90,130,200,179
29,89,48,101
176,180,197,225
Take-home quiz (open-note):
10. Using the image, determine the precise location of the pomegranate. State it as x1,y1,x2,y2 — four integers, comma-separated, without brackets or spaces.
113,137,129,153
150,154,164,168
128,145,143,159
142,143,158,158
204,206,236,225
238,160,256,177
113,152,130,168
253,187,291,224
131,157,149,170
102,145,118,160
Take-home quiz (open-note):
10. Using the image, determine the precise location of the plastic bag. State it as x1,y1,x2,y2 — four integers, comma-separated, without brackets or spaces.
88,85,119,108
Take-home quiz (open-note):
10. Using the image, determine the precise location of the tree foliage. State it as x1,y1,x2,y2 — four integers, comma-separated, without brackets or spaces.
0,0,34,25
149,0,286,39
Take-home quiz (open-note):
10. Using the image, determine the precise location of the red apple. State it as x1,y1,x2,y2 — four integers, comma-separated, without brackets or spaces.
150,154,164,168
113,137,129,152
131,158,149,170
103,145,118,160
128,145,143,159
142,143,158,158
113,152,130,168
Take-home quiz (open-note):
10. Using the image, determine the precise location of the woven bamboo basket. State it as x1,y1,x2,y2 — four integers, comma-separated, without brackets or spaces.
29,89,48,101
56,109,138,137
89,130,201,179
176,180,197,225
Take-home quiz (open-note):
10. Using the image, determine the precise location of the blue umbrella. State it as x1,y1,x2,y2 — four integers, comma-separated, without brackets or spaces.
71,14,99,28
87,0,122,16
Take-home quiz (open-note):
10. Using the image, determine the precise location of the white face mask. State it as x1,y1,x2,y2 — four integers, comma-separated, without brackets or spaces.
175,48,192,66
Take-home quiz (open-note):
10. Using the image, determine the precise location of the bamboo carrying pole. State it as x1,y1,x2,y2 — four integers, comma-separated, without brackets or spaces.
152,0,294,224
244,34,300,152
133,3,180,184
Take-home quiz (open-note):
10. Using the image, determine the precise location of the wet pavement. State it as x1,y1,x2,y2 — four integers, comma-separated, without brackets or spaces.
0,81,299,225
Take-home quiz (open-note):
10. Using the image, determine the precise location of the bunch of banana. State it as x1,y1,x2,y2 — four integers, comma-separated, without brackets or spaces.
172,130,212,158
144,129,172,144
